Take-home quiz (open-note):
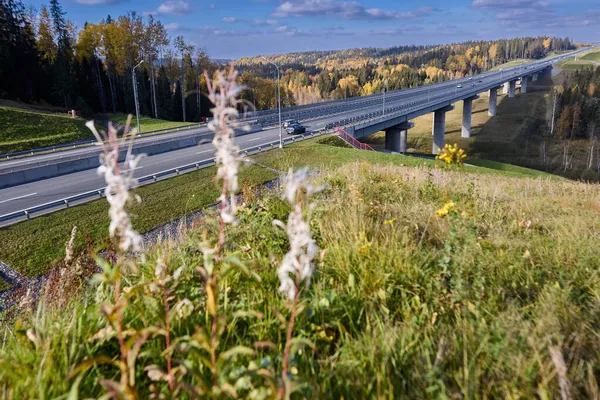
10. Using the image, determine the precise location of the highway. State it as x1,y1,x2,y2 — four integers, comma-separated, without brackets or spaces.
0,48,589,221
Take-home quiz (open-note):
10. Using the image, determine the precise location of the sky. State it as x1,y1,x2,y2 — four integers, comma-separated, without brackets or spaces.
25,0,600,59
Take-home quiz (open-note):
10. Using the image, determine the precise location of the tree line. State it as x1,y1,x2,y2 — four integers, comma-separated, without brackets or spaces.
1,0,217,122
550,67,600,172
243,37,575,106
1,0,576,120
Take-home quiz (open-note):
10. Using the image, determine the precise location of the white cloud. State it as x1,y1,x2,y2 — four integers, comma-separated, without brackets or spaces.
74,0,121,4
252,19,279,25
222,17,238,23
271,0,435,20
164,23,179,30
472,0,548,8
144,1,190,16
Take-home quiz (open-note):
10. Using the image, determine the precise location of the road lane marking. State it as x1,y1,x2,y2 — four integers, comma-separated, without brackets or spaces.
248,137,263,141
121,166,144,174
196,149,213,155
0,192,37,204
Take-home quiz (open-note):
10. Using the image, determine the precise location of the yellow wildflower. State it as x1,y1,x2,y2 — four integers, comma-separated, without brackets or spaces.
436,201,457,217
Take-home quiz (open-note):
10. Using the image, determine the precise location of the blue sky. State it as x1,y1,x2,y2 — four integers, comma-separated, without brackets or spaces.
26,0,600,59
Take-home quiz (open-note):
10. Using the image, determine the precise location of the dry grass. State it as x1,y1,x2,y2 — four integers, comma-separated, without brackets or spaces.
2,161,599,398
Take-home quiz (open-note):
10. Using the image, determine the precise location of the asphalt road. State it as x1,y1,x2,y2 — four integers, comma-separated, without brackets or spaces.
0,48,590,218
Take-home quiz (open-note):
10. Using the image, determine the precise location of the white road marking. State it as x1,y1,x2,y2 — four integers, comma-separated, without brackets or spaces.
248,137,263,141
0,192,37,204
121,166,144,173
196,149,213,155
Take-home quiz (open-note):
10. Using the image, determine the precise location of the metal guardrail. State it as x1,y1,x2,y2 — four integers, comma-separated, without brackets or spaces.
0,129,331,226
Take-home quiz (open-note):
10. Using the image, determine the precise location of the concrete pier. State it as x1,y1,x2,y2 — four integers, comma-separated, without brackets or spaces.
461,96,479,138
521,76,529,93
509,80,516,98
385,122,414,153
488,87,499,116
432,105,454,154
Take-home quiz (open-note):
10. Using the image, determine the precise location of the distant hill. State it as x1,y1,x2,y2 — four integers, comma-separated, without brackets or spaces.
237,37,575,73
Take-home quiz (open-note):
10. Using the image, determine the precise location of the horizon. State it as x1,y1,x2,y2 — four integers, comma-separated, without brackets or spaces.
21,0,600,59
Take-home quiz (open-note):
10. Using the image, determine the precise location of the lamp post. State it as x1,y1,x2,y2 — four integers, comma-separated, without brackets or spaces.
261,56,283,149
132,59,144,133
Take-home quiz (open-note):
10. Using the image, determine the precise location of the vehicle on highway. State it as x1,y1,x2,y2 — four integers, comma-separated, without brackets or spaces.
478,80,483,83
286,123,306,135
283,119,299,128
471,83,476,87
456,84,463,88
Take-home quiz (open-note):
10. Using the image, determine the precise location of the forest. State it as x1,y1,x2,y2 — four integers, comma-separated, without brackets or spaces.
550,66,600,173
1,0,575,121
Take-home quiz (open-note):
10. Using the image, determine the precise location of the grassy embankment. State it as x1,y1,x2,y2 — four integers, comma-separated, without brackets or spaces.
0,137,556,281
581,51,600,62
0,106,92,154
1,151,599,398
0,104,194,154
105,113,196,131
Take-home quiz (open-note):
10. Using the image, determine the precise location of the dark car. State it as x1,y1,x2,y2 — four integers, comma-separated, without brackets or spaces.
283,119,299,128
286,123,306,135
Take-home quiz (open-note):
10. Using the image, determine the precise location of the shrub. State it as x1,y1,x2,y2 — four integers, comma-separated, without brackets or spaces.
436,143,467,167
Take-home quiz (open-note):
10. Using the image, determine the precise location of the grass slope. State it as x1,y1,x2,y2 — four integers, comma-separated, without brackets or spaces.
1,161,599,398
0,106,197,154
0,107,93,153
581,51,600,62
0,138,553,280
106,113,196,132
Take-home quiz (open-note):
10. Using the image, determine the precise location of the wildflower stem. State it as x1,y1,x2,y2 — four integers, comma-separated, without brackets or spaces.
215,176,228,263
114,274,127,364
163,287,174,391
210,276,218,387
280,270,302,399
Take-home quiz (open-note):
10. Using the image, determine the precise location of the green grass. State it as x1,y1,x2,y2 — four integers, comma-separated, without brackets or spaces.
0,107,93,154
0,107,197,154
1,160,599,398
467,158,560,178
107,113,196,132
581,51,600,62
491,59,531,71
0,137,553,280
0,279,11,291
555,58,597,71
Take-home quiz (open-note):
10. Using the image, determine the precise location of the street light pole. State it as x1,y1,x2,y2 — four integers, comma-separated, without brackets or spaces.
262,56,283,149
132,59,144,133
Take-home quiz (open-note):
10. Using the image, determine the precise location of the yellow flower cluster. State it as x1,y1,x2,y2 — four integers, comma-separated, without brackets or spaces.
436,143,467,167
436,201,457,217
357,231,372,255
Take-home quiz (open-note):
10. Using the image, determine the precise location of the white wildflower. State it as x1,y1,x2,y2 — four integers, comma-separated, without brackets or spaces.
174,298,194,319
155,257,167,279
275,168,321,300
205,65,247,225
86,120,143,253
64,226,78,264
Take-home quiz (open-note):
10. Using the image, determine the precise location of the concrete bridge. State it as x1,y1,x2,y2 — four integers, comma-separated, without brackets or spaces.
343,63,551,155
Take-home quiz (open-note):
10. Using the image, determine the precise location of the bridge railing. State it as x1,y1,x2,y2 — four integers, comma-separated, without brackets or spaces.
337,128,375,151
0,128,332,227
